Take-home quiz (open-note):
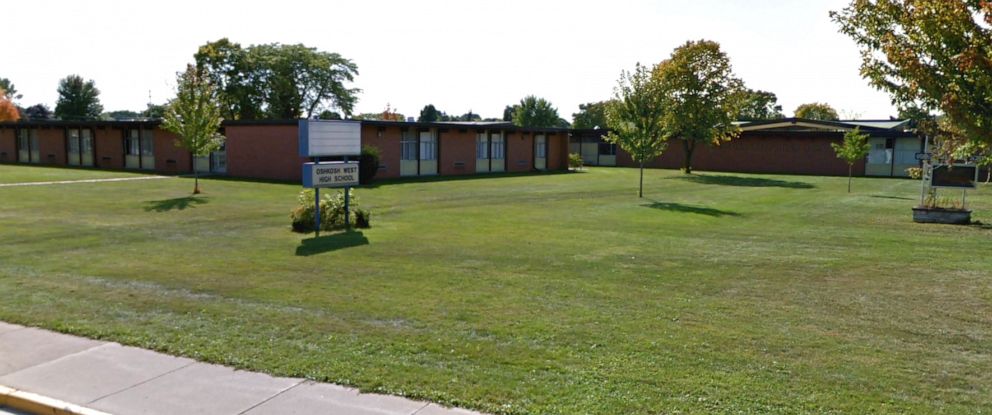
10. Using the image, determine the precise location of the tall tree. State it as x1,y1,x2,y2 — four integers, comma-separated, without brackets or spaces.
831,127,871,192
832,1,992,146
0,78,20,100
502,105,516,122
737,89,784,120
572,101,610,129
794,102,840,120
0,88,19,122
195,39,360,120
195,38,265,120
603,64,667,198
418,104,441,122
162,65,226,195
512,96,561,128
54,75,103,120
654,40,744,174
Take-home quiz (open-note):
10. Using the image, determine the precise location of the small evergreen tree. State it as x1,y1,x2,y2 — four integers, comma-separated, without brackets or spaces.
831,127,871,193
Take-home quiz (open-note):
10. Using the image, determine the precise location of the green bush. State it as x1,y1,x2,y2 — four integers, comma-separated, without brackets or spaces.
568,153,584,170
290,188,368,232
906,167,923,179
360,146,381,185
355,209,372,228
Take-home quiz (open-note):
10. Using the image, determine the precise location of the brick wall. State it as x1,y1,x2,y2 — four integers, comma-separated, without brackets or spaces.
0,129,13,163
226,125,304,181
37,128,66,166
94,128,123,169
616,131,866,176
507,132,533,172
362,125,401,179
439,129,476,176
153,129,192,174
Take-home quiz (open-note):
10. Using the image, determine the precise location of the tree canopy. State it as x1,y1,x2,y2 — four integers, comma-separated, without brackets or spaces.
0,88,19,122
794,102,840,120
512,96,561,128
195,38,360,120
604,64,668,198
418,104,442,122
654,40,744,174
572,101,610,129
0,78,20,101
23,104,52,120
54,75,103,120
831,1,992,146
737,89,784,120
162,65,225,194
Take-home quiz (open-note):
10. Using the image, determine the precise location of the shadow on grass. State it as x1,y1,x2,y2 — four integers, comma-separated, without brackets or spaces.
144,196,209,212
673,174,815,189
643,201,740,217
870,195,914,201
295,230,369,256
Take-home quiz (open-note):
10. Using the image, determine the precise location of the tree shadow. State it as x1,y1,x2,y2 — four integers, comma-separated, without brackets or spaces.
870,195,914,201
643,201,740,217
143,196,209,212
295,230,370,256
673,174,815,189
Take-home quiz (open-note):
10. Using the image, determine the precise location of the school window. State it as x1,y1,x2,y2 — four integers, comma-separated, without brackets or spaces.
17,129,39,163
476,133,489,159
491,133,505,159
598,142,616,156
125,130,141,156
419,131,437,161
536,140,547,158
400,130,417,160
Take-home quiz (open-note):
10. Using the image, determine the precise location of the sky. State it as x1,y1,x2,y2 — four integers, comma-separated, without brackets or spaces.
3,0,898,121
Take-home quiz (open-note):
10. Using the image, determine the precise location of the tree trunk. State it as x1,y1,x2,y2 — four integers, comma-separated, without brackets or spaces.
638,161,644,198
986,169,990,183
848,164,852,193
193,166,201,194
682,140,695,174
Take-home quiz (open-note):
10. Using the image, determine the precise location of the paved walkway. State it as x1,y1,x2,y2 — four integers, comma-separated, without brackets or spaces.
0,322,482,415
0,175,172,188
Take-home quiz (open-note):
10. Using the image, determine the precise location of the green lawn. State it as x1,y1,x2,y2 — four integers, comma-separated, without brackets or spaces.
0,166,989,414
0,164,154,184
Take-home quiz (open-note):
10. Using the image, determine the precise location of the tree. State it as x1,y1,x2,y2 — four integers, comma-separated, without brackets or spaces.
603,64,667,198
0,88,19,122
54,75,103,120
318,110,342,120
143,103,168,119
23,104,53,120
831,1,992,147
831,127,871,192
102,110,142,120
654,40,744,174
0,78,20,100
794,102,840,120
456,111,481,122
737,89,784,120
161,65,225,195
572,101,610,129
502,105,516,122
512,96,561,128
195,39,360,120
418,104,441,122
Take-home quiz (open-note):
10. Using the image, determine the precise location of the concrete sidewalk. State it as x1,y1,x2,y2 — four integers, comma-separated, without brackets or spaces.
0,322,482,415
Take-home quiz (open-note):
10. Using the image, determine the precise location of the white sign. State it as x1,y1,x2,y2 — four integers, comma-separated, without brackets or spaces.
299,119,362,157
302,162,359,188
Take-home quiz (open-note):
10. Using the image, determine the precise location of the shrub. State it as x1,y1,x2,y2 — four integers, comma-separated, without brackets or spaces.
290,188,368,232
568,153,584,170
355,209,372,228
906,167,923,179
359,146,381,184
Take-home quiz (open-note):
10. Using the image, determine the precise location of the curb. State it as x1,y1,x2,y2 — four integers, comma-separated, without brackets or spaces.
0,385,110,415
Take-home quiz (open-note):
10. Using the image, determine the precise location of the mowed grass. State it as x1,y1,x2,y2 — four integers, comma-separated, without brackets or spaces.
0,165,990,414
0,164,155,184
